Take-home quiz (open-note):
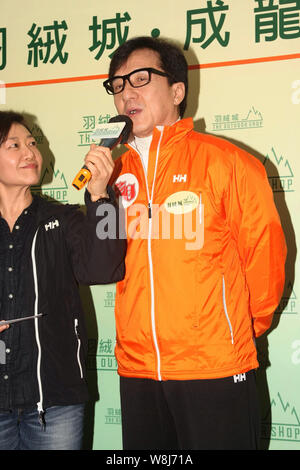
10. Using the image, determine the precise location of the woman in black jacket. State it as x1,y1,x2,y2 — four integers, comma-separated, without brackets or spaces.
0,111,126,449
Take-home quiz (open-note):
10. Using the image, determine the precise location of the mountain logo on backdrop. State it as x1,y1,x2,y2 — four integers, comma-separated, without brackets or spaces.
31,162,69,203
263,147,294,193
275,281,297,316
261,393,300,443
212,106,263,132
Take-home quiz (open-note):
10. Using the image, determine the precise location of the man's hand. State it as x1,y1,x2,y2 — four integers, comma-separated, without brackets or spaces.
84,144,115,201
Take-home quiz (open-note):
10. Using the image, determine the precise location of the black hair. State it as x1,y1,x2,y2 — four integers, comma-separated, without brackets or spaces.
0,111,30,146
109,36,188,117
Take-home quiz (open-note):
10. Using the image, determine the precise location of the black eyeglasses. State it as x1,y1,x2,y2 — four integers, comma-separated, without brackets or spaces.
103,67,170,95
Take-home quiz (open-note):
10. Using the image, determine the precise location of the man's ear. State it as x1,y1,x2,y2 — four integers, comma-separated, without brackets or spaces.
172,82,185,107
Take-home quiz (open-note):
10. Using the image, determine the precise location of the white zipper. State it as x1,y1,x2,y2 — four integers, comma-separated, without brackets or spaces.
74,318,83,379
199,194,202,224
31,228,44,416
130,129,164,381
222,276,234,344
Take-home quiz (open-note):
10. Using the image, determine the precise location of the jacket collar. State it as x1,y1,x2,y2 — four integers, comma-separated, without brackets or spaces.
126,117,194,155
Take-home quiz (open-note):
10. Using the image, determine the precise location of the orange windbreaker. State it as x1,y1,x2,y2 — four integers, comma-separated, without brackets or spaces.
111,118,286,381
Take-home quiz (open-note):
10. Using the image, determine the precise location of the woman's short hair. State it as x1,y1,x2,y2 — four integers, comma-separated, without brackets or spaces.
0,111,30,146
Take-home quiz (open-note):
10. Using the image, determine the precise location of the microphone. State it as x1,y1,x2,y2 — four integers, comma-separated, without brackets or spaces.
72,114,133,190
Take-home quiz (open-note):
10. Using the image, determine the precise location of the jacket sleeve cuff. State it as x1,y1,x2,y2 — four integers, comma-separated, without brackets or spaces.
84,185,116,212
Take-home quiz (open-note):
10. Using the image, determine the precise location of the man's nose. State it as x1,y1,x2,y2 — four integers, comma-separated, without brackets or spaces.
121,79,138,98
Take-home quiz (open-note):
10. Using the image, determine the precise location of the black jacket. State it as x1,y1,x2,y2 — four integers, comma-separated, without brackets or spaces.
0,189,126,414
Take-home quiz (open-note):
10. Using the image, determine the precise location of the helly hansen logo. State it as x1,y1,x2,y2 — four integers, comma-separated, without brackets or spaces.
173,174,187,183
233,373,246,383
45,219,59,231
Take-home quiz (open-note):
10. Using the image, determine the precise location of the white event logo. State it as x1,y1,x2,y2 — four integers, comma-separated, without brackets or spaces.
164,191,199,215
90,121,126,142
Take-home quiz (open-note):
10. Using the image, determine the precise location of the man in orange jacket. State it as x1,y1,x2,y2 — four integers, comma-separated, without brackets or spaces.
99,36,287,449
